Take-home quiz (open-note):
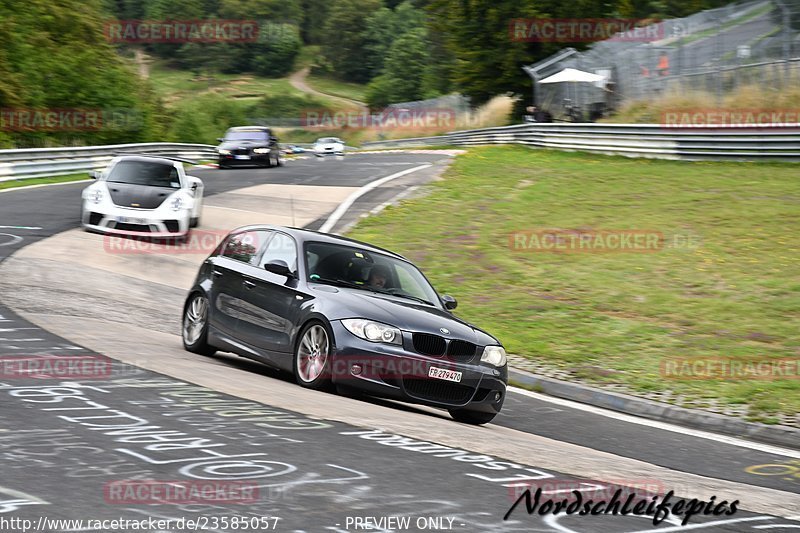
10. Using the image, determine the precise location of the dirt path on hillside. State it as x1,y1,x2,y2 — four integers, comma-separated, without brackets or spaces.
133,48,150,79
289,67,367,111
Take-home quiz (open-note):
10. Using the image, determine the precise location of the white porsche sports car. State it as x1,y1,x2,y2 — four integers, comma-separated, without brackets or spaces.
81,156,204,237
313,137,345,156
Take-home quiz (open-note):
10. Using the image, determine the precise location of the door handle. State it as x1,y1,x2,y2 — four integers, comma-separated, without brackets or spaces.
212,270,223,278
243,279,256,289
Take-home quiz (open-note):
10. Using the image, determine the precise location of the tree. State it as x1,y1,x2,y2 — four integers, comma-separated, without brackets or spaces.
363,7,398,79
0,0,164,146
301,0,331,43
320,0,382,83
251,23,303,77
427,0,551,106
218,0,302,23
383,28,430,101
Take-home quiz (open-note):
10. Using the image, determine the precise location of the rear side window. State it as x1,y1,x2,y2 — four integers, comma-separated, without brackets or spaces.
220,231,264,263
259,232,297,272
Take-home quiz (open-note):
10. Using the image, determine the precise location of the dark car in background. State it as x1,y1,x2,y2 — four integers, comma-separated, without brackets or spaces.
217,126,283,169
182,225,508,424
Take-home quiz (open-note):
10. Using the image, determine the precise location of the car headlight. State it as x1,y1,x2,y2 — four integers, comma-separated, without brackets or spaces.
480,345,507,367
170,196,184,211
88,189,103,204
218,149,231,155
253,148,270,154
342,319,402,345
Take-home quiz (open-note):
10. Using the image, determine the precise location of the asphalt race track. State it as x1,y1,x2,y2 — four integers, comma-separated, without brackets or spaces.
0,152,797,532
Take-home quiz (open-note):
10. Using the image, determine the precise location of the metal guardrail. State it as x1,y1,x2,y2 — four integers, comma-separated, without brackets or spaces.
0,143,218,182
361,123,800,161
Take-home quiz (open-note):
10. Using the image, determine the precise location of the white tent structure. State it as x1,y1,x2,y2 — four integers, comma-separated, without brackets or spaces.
538,68,607,120
538,68,606,84
539,68,606,83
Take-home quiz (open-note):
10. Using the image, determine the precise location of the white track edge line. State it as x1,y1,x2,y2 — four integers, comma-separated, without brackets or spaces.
508,386,800,458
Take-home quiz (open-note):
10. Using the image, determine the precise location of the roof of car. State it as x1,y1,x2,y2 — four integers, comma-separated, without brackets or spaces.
231,225,408,261
226,126,271,131
114,155,179,166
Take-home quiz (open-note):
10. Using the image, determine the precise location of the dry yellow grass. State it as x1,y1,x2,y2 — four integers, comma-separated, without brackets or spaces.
605,81,800,123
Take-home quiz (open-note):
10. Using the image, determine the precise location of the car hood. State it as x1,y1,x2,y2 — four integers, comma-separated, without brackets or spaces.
218,140,268,150
105,182,176,209
311,285,497,345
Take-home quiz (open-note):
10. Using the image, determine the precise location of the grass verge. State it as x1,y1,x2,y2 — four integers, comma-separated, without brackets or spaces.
306,74,368,103
346,145,800,424
149,61,307,105
0,173,89,191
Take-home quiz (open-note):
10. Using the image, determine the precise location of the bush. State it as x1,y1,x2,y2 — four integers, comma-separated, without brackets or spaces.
252,24,303,77
249,89,333,120
167,95,250,144
166,90,335,144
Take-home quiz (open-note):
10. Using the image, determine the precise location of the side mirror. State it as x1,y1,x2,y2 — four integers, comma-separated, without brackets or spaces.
442,295,457,310
264,259,295,278
89,170,101,180
217,138,225,143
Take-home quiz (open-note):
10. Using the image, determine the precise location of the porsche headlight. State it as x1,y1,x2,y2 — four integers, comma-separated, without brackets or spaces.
218,149,231,155
170,196,184,211
253,148,270,154
88,189,103,204
480,345,507,367
342,319,402,345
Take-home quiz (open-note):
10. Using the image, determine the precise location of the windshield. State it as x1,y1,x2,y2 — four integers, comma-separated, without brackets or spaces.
316,138,339,144
224,131,269,141
305,241,440,307
106,160,180,188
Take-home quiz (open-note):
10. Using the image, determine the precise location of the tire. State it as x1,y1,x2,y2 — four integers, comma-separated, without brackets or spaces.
182,293,216,356
218,162,228,170
190,217,199,228
448,408,497,425
275,153,283,167
293,320,333,391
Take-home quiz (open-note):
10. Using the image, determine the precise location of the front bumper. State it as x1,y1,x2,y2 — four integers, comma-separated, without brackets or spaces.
314,147,343,156
81,205,189,236
329,322,507,415
218,153,272,165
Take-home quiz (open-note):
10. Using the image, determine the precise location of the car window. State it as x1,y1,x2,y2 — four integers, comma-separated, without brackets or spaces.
305,241,440,306
224,131,268,141
220,231,263,264
259,232,297,272
394,263,432,301
106,160,180,188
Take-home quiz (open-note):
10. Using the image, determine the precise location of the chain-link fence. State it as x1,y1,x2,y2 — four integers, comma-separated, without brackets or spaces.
525,0,800,121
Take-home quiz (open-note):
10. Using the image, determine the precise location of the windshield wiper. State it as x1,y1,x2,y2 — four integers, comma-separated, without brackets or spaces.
309,277,378,293
382,291,434,306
